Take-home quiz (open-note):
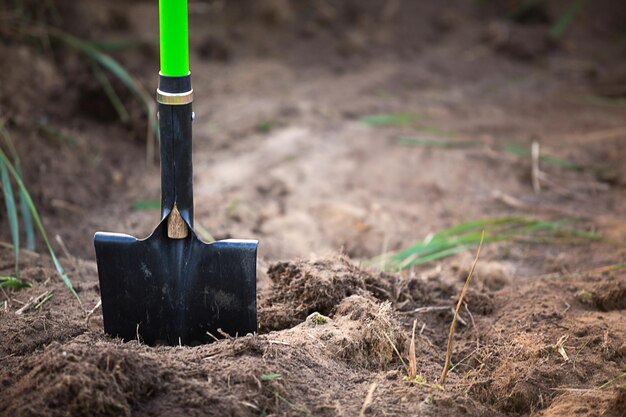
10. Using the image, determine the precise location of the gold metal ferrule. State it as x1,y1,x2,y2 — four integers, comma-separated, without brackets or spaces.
156,89,194,105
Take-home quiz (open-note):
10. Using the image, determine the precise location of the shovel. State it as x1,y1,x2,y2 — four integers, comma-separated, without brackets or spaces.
94,0,258,346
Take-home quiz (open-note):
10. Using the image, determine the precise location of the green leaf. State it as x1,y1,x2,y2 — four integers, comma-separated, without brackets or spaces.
0,147,79,303
91,62,130,123
0,276,31,289
0,159,19,277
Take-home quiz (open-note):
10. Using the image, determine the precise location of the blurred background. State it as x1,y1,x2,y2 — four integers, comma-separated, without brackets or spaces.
0,0,624,269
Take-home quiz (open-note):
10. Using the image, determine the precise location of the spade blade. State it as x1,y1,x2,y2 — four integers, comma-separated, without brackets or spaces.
94,222,257,346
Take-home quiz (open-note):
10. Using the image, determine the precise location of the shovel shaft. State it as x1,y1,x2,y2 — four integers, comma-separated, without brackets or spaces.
159,0,189,76
158,74,194,227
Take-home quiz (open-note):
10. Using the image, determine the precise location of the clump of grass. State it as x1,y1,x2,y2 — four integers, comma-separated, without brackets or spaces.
16,25,157,156
372,216,599,271
0,126,79,302
0,124,36,279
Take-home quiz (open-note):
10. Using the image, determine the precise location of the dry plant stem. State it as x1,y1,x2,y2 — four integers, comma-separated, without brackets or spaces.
358,382,378,417
408,319,417,379
15,290,50,315
440,230,484,385
412,305,450,313
383,332,408,373
531,140,541,193
85,299,102,323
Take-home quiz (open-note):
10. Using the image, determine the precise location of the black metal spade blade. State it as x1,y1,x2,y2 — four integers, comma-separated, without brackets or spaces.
94,225,257,346
94,74,258,346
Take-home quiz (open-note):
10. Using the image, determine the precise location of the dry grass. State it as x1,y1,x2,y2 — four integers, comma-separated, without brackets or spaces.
440,230,484,385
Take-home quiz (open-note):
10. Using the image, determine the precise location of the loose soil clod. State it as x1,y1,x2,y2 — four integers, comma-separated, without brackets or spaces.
593,281,626,311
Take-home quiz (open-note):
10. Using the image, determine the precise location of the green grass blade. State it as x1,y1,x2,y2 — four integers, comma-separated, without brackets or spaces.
358,113,420,127
0,159,19,277
550,0,588,40
0,147,79,302
27,27,157,145
16,160,35,251
0,124,35,250
91,62,130,123
194,222,216,243
34,291,54,309
376,216,598,271
54,30,156,129
0,275,31,289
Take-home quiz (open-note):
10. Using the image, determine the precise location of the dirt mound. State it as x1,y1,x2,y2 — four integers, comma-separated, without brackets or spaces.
258,256,435,331
1,341,164,417
593,280,626,311
0,315,86,357
608,387,626,417
470,334,560,413
259,256,371,330
331,295,407,369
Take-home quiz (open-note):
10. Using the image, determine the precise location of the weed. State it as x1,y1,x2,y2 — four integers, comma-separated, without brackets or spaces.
371,216,599,271
0,142,79,302
0,276,32,289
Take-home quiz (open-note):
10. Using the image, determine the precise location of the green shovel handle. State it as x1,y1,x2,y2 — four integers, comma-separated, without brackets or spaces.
159,0,189,76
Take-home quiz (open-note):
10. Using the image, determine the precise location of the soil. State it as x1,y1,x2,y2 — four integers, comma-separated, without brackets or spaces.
1,0,625,416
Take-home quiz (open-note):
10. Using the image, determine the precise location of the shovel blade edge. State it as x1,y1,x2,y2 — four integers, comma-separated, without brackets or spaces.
94,225,257,346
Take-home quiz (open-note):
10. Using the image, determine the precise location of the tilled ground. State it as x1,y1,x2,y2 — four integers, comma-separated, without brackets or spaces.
0,0,625,416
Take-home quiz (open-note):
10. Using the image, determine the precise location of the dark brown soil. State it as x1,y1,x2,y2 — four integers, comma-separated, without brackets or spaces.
1,0,625,416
